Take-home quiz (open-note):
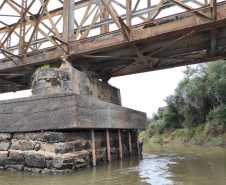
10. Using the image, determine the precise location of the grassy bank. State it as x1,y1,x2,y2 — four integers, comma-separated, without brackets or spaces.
139,123,226,146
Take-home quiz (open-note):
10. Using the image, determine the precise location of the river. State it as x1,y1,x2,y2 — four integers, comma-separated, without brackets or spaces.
1,142,226,185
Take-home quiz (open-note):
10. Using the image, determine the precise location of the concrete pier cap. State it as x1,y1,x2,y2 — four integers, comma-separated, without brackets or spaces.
0,66,147,133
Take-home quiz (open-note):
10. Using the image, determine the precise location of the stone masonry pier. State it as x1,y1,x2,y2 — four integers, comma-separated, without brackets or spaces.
0,131,142,174
0,67,146,174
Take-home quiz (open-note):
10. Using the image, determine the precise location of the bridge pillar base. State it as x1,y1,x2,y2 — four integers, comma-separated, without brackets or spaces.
0,67,146,174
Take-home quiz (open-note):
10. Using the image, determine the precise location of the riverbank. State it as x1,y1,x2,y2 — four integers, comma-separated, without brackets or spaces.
139,123,226,147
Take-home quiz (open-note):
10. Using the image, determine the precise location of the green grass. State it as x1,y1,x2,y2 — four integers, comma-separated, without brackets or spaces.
139,131,146,141
142,122,226,146
150,135,164,143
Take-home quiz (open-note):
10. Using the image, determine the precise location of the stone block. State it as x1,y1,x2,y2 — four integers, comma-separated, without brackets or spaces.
0,141,11,151
0,133,12,141
74,140,83,151
75,158,88,169
40,143,58,153
5,167,17,171
32,133,46,141
5,164,24,171
44,132,80,142
34,143,40,151
52,156,75,170
96,149,106,164
0,151,8,166
24,167,32,172
31,168,42,173
41,169,55,175
13,133,32,140
83,140,91,150
10,139,20,150
77,151,91,160
25,154,46,168
110,148,116,154
6,151,25,165
20,140,35,151
55,143,74,154
46,160,52,169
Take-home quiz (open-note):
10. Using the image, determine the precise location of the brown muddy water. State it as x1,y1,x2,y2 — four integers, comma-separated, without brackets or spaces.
1,142,226,185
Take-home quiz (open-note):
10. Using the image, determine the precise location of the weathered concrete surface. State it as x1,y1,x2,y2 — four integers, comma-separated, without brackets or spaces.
0,93,146,132
32,68,121,105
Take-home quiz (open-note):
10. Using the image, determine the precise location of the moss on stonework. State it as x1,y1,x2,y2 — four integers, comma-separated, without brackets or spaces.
38,64,64,71
39,64,52,70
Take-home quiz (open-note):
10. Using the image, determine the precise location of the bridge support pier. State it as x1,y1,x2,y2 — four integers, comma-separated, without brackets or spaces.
0,66,146,173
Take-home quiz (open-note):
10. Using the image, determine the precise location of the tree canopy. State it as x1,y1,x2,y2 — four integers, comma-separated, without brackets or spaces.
148,60,226,134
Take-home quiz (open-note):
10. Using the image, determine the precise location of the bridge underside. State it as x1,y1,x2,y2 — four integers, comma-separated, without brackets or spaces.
0,0,225,93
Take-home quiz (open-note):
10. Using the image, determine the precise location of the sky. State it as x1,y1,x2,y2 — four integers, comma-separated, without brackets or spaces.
109,66,187,117
0,0,210,117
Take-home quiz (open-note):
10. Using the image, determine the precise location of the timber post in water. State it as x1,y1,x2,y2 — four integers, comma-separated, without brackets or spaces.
0,65,146,174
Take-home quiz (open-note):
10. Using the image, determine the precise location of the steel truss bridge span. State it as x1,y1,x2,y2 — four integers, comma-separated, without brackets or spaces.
0,0,225,93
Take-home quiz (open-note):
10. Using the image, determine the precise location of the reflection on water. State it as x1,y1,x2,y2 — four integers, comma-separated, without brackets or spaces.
1,142,226,185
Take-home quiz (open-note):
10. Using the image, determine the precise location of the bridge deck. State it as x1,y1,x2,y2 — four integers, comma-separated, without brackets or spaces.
0,0,225,93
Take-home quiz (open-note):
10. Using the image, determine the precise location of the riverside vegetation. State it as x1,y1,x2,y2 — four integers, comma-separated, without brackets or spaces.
140,60,226,146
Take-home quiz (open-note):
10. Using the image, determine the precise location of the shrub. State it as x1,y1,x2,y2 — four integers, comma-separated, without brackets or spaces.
207,104,226,126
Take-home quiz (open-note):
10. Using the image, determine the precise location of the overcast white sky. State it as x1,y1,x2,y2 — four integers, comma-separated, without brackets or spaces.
111,66,187,117
0,0,213,117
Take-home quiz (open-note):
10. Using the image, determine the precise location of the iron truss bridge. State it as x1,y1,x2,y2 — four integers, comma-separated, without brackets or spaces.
0,0,225,93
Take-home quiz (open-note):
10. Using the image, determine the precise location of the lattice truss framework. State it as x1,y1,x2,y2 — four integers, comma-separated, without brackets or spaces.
0,0,225,93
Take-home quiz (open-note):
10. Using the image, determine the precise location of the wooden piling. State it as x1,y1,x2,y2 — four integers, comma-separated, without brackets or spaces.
106,129,111,162
118,129,123,159
136,130,140,155
91,129,96,167
128,130,132,156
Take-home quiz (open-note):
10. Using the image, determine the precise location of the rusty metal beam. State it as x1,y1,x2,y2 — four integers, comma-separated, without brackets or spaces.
211,0,217,20
126,0,132,27
25,0,50,54
18,0,27,54
169,0,211,19
210,29,217,57
63,0,74,46
0,0,191,35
